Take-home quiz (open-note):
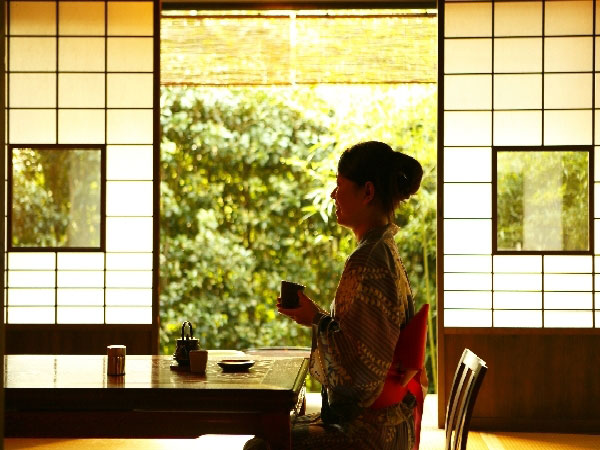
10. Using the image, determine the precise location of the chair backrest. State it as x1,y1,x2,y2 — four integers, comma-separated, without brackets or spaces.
445,348,487,450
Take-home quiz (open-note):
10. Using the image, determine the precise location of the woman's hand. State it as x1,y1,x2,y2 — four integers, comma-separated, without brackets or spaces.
277,290,324,327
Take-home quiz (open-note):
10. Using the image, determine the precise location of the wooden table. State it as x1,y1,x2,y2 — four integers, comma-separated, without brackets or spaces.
4,353,309,450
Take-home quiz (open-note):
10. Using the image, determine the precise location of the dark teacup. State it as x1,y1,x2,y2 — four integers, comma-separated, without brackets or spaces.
280,280,305,309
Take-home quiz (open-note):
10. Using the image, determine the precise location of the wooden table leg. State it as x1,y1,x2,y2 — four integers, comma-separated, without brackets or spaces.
258,412,292,450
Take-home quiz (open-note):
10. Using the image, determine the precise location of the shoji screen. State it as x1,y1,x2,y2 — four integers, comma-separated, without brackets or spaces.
442,0,598,329
5,0,156,328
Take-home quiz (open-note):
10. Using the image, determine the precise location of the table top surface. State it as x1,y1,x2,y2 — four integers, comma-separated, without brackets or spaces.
4,353,308,392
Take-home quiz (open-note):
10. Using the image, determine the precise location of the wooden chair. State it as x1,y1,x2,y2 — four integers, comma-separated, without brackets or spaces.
445,348,487,450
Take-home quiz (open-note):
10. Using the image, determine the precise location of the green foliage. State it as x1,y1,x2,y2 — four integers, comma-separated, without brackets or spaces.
160,85,438,390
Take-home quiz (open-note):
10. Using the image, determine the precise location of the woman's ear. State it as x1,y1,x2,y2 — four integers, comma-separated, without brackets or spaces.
363,181,375,204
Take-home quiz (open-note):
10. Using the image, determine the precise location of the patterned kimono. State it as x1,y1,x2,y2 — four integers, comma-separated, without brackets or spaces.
292,224,416,450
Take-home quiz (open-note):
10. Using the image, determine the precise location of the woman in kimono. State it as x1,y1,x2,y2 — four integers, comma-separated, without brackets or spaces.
246,141,423,450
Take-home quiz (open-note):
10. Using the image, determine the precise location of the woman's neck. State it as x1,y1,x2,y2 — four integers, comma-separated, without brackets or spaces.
353,216,390,242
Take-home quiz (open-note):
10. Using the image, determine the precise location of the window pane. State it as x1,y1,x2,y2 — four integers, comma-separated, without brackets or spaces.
544,110,592,146
493,273,542,291
545,1,593,36
493,255,542,272
106,217,153,252
9,252,55,270
444,112,491,146
544,74,592,109
493,111,541,146
106,288,151,306
494,310,542,327
444,75,491,110
445,2,491,37
444,291,492,309
444,39,492,74
494,74,541,110
9,37,56,71
494,38,542,73
58,110,105,144
496,151,589,251
444,183,491,218
57,288,104,306
106,181,153,216
59,74,105,108
545,37,592,72
106,271,152,288
107,74,153,108
57,253,104,270
494,1,542,37
9,110,56,144
106,306,151,324
10,1,56,35
107,110,153,144
8,306,55,324
107,145,153,180
107,38,153,72
10,74,56,108
544,273,592,291
444,273,492,291
444,148,491,182
108,1,153,36
9,271,55,288
57,271,104,288
544,310,592,327
9,288,55,306
494,291,541,309
59,1,105,36
11,148,102,248
444,309,492,327
544,255,592,273
444,219,492,254
58,38,105,72
545,292,592,309
57,307,104,324
106,252,152,270
444,255,492,272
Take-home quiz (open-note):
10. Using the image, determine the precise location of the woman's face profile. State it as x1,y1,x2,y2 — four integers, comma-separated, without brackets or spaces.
331,175,365,229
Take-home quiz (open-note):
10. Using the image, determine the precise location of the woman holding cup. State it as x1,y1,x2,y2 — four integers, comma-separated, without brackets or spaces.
247,141,424,450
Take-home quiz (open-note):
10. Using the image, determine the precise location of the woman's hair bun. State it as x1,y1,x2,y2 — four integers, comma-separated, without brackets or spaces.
393,151,423,202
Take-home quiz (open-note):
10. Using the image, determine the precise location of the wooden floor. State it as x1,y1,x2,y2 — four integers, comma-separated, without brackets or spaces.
5,394,600,449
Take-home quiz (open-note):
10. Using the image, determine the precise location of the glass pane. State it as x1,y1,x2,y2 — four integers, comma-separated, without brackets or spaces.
494,74,541,110
8,271,55,288
106,217,153,252
106,271,152,288
493,273,542,290
494,1,542,37
444,39,492,74
59,1,105,36
493,255,542,272
11,148,102,248
9,37,56,71
497,151,589,251
444,273,491,291
10,74,56,108
545,37,593,72
10,1,56,35
57,253,104,270
106,253,152,270
544,255,592,273
444,309,492,327
494,38,542,73
107,110,153,145
444,2,491,37
444,219,492,254
444,112,491,146
106,306,152,324
107,145,153,181
544,310,592,327
106,181,153,216
57,271,104,288
545,1,593,36
58,74,105,108
444,75,491,110
9,252,55,270
107,74,153,108
106,288,152,306
544,74,592,109
596,75,600,109
596,219,600,253
8,306,55,324
57,288,104,306
9,110,56,144
493,291,541,309
444,255,492,272
545,292,592,309
9,288,55,306
107,38,153,72
108,1,153,36
58,38,105,72
493,310,542,327
444,148,491,182
58,110,105,144
493,111,541,146
544,110,592,145
444,183,491,218
57,307,104,324
444,291,492,309
544,273,592,291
